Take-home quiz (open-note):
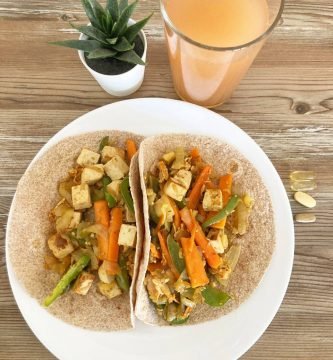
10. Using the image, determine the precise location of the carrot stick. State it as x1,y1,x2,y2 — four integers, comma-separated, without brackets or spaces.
180,207,222,269
94,200,110,260
157,231,179,278
209,174,233,229
168,197,181,229
106,207,122,274
181,236,209,288
187,165,212,210
126,139,137,161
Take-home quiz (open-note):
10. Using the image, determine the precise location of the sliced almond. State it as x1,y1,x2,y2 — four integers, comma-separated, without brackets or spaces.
294,191,316,208
295,213,316,223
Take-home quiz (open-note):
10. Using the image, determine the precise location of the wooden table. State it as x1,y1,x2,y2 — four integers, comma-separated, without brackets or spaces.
1,0,332,358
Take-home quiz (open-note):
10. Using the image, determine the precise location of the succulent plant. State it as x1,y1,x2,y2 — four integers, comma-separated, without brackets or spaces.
51,0,152,65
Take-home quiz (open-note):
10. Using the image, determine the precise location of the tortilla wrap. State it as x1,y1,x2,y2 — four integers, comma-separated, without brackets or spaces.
8,131,144,331
135,134,275,326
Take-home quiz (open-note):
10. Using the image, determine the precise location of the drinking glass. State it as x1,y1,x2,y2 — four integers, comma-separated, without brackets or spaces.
160,0,284,108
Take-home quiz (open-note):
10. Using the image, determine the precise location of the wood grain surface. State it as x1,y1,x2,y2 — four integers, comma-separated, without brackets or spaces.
1,0,332,358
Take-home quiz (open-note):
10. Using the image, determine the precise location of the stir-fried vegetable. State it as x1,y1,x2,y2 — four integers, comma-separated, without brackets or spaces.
145,146,254,324
43,254,90,307
45,137,138,306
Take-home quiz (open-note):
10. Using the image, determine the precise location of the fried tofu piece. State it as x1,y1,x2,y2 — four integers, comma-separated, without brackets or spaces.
202,189,223,211
73,272,95,295
118,224,137,247
71,183,92,210
76,148,100,167
98,281,122,299
81,164,104,185
48,234,74,259
104,155,129,180
106,180,122,201
101,146,126,163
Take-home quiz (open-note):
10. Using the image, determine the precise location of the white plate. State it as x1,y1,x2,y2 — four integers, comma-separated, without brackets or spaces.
6,98,294,360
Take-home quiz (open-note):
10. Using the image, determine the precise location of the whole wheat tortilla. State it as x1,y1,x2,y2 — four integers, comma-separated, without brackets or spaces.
8,131,144,331
135,134,275,326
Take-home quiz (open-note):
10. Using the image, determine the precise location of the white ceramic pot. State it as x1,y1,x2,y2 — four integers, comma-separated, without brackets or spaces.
78,19,147,97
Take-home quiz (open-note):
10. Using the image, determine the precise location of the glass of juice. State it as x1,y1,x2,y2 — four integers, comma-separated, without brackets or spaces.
160,0,284,108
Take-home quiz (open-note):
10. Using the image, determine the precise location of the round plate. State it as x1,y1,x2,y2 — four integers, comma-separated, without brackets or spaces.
6,98,294,360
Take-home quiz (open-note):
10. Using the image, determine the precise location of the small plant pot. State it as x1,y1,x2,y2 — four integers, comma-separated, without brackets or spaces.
78,19,147,97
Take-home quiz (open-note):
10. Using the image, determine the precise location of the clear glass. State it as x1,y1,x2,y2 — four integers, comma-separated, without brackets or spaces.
160,0,285,108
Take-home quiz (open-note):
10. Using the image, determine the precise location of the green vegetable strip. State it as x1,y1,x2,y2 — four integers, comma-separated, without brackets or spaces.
102,176,116,208
43,255,90,307
115,253,130,292
167,235,185,274
202,195,239,230
201,285,230,307
120,177,134,213
99,136,109,151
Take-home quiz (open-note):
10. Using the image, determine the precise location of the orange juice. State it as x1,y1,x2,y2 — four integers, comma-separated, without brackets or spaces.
162,0,270,107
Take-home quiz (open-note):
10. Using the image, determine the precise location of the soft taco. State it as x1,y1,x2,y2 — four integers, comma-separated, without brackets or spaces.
135,134,275,326
8,131,144,330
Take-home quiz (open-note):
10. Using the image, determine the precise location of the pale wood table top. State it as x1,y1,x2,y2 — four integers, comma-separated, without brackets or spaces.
1,0,332,359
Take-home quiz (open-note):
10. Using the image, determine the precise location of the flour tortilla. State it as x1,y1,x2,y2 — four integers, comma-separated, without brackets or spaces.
135,134,275,326
8,131,144,331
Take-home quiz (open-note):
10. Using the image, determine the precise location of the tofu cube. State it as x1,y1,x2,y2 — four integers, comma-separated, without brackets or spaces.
98,261,115,284
73,272,95,295
98,281,122,299
76,148,100,167
106,180,122,200
48,234,74,259
154,195,174,223
69,211,82,229
125,205,136,223
172,169,192,190
118,224,137,247
202,189,223,211
72,183,92,210
81,164,104,185
164,180,187,201
104,155,129,180
101,146,125,163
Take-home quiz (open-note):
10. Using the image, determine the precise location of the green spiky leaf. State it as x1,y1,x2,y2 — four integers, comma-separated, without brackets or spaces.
112,1,138,37
81,0,101,29
124,13,152,43
114,49,144,65
107,0,119,21
106,37,118,44
119,0,129,13
113,37,134,52
70,24,107,43
89,0,106,24
87,48,117,59
50,39,101,52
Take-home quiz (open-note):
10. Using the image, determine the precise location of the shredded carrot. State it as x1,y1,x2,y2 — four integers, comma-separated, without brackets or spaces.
168,197,181,229
190,148,201,163
209,173,233,229
150,243,161,259
94,200,110,260
126,139,137,161
157,231,179,278
181,236,209,288
105,260,120,275
156,215,165,233
180,207,222,269
187,165,212,210
197,203,207,221
106,207,122,274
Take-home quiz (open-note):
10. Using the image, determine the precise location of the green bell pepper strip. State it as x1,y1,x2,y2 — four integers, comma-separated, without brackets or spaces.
201,285,230,307
120,177,134,213
202,195,239,230
91,188,105,202
102,176,117,208
170,316,189,325
175,199,186,209
115,253,130,292
43,254,91,307
167,234,185,274
99,136,109,151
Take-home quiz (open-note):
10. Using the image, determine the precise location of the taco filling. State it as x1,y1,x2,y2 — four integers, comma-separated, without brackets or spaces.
43,137,139,307
144,147,254,324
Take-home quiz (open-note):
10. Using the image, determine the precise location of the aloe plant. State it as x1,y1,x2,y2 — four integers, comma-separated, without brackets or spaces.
51,0,152,65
